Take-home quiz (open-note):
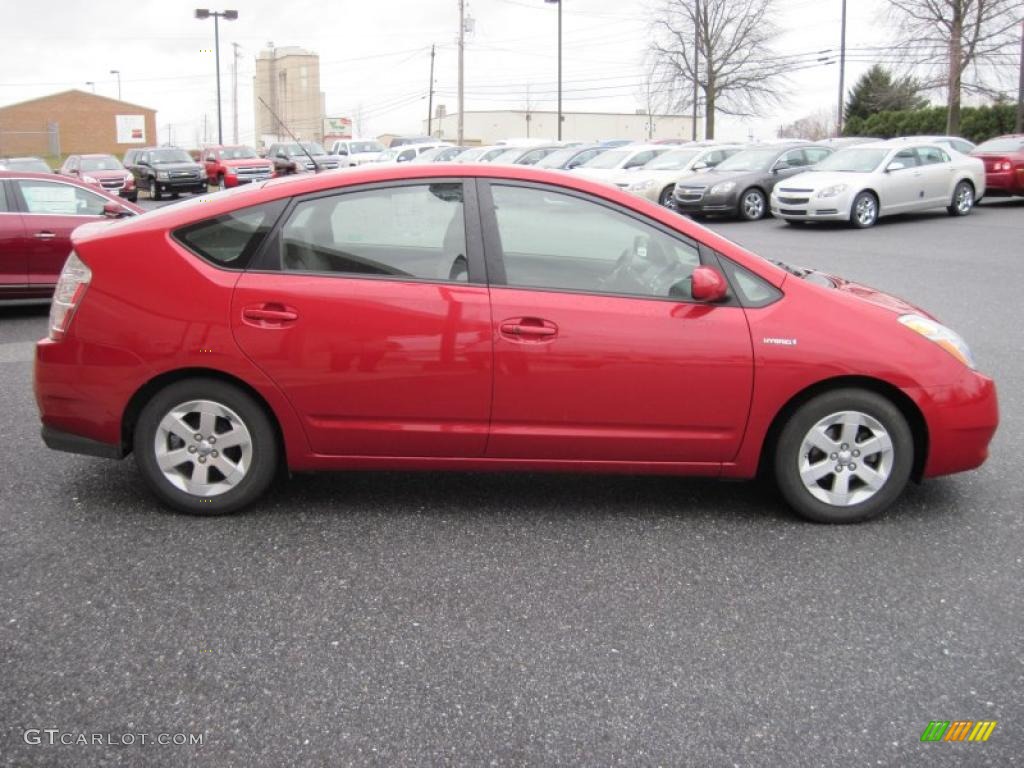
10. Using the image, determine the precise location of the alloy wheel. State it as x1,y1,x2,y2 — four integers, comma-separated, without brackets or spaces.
154,399,253,497
854,194,877,227
741,190,765,220
797,410,894,507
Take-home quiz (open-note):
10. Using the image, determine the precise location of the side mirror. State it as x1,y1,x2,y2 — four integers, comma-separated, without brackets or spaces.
692,160,708,170
138,160,150,167
102,201,132,219
772,161,789,174
68,168,79,175
886,161,906,172
691,266,729,302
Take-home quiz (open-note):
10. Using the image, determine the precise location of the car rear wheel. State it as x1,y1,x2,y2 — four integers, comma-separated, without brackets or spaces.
773,389,913,523
134,378,279,515
738,188,766,221
658,185,675,206
150,178,162,201
850,191,878,228
947,180,974,216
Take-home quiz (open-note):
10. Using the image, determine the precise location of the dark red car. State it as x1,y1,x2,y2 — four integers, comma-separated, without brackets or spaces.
60,154,138,202
34,164,998,523
972,134,1024,197
202,145,275,190
1,171,141,303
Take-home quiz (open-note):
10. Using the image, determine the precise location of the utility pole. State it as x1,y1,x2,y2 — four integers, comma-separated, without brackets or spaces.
232,42,240,144
428,44,436,137
457,0,465,144
1016,19,1023,133
837,0,847,136
692,0,699,140
167,123,174,145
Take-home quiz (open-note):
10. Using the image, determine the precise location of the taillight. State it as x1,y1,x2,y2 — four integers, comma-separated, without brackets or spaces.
49,251,92,341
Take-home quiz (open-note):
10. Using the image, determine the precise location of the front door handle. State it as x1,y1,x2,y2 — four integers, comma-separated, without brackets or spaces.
241,303,299,327
499,317,558,341
33,231,56,240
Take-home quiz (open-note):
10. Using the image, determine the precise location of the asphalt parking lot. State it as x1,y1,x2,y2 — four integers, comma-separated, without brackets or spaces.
2,197,1022,766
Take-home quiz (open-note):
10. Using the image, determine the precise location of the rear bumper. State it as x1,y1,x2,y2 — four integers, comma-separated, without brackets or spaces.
41,425,124,459
914,370,999,478
982,171,1024,196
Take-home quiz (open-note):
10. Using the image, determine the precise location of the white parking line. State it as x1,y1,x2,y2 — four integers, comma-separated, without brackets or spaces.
0,341,35,364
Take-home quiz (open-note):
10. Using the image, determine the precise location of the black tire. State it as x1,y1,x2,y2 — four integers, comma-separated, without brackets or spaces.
773,388,913,523
126,191,138,203
849,191,878,228
658,185,675,206
737,188,767,221
784,219,806,227
150,178,162,201
133,378,279,516
947,180,974,216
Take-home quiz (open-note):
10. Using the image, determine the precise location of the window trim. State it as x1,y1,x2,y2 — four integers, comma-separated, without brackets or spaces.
476,178,740,307
247,178,487,287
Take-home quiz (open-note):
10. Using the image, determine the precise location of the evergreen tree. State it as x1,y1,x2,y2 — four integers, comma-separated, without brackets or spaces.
845,65,928,123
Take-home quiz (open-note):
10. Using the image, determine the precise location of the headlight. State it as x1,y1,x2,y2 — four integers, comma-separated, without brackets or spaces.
82,175,99,184
156,171,169,180
627,179,655,192
815,184,848,198
898,314,976,369
710,181,735,195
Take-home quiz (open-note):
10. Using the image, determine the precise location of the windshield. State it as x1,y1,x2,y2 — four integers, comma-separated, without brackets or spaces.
81,155,123,171
481,147,509,162
2,158,51,172
581,149,630,169
220,146,258,160
644,149,701,170
535,148,579,168
812,148,889,173
150,149,193,164
454,147,484,161
975,137,1024,153
716,148,781,172
490,149,520,163
348,141,383,154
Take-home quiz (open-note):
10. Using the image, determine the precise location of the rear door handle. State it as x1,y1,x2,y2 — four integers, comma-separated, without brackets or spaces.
33,231,56,240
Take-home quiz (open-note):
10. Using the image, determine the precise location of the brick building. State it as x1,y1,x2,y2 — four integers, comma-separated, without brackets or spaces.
0,90,157,158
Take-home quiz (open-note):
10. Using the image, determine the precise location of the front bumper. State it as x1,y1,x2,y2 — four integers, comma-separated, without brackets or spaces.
770,192,852,221
672,191,738,215
913,369,999,479
155,176,205,190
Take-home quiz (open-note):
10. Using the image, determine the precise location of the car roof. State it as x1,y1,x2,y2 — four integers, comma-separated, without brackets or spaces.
0,156,47,161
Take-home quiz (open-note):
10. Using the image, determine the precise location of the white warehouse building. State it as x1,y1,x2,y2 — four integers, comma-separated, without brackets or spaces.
424,109,701,145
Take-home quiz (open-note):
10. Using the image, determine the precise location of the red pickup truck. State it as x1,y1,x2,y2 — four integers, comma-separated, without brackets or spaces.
202,145,275,190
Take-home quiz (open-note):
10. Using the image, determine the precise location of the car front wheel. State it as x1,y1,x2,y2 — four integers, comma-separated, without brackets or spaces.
773,389,913,523
850,191,878,228
947,180,974,216
738,188,767,221
133,378,279,515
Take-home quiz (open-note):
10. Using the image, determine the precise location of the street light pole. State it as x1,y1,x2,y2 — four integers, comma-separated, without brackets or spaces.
109,70,121,100
837,0,847,136
195,9,238,146
545,0,562,140
457,0,465,145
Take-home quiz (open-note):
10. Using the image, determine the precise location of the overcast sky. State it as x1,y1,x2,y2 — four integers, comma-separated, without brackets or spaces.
0,0,1005,146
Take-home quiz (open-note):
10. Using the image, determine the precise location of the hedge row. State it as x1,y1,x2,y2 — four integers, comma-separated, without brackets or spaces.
844,104,1017,143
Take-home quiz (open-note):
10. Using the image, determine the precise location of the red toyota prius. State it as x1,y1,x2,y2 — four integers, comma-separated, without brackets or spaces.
33,164,998,523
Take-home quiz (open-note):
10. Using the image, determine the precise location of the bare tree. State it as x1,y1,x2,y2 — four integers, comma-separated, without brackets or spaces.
651,0,790,138
636,64,668,140
886,0,1021,134
778,109,836,141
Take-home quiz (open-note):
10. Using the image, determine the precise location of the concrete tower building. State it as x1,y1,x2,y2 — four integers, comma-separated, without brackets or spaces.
254,45,324,147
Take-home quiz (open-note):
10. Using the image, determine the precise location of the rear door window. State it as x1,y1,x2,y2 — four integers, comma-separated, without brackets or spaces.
174,200,286,269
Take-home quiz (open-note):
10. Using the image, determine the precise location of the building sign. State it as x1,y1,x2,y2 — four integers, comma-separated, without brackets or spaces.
115,115,146,144
323,116,352,138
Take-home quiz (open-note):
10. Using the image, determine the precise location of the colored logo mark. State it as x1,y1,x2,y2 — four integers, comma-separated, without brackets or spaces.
921,720,997,742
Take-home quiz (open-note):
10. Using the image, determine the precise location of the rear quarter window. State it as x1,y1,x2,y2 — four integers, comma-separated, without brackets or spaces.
173,200,286,269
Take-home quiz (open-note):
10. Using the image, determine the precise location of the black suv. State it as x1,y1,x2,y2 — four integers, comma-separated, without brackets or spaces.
125,147,206,200
267,142,340,175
